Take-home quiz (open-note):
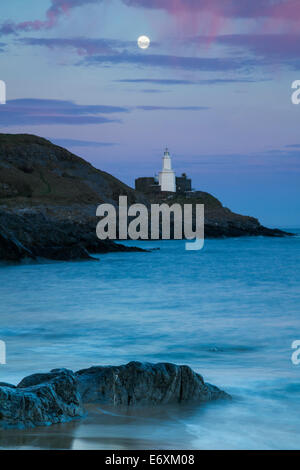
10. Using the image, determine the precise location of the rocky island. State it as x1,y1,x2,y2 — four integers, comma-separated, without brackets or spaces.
0,133,291,262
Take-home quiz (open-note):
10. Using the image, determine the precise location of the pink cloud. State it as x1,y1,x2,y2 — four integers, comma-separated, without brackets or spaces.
0,0,102,36
123,0,300,39
122,0,300,19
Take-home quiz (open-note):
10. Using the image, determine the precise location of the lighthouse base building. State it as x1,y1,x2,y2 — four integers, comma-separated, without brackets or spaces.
135,147,192,195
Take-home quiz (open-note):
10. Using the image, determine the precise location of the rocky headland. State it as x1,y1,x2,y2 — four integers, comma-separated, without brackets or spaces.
0,133,292,262
0,133,148,261
0,362,231,429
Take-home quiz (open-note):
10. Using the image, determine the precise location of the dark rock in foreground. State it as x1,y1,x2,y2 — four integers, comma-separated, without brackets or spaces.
0,369,83,429
0,383,16,389
0,362,231,429
76,361,230,406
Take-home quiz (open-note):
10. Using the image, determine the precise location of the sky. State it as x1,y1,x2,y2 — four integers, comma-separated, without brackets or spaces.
0,0,300,226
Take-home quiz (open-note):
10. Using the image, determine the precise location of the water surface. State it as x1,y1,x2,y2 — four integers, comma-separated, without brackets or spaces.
0,233,299,449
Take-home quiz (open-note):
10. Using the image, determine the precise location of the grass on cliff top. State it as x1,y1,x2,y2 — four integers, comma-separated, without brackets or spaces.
0,133,52,147
0,133,140,206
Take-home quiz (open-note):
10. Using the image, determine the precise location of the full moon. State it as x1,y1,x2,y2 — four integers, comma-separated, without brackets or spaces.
137,35,150,50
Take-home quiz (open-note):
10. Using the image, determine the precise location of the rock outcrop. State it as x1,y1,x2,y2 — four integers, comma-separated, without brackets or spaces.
0,383,16,389
0,369,83,429
76,361,230,406
0,209,147,262
0,362,231,429
0,226,34,261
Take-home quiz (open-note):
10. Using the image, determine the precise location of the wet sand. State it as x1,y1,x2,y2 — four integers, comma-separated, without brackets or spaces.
0,403,206,450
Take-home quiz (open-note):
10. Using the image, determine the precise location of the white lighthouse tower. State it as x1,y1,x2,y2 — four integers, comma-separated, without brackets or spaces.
159,147,176,192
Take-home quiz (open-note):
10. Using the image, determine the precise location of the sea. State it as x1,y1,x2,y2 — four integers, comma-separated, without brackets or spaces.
0,231,299,450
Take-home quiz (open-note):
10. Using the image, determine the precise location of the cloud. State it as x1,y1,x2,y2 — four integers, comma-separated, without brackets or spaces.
122,0,300,20
136,105,209,111
0,0,103,36
3,0,300,49
0,98,209,128
117,77,265,85
122,1,300,41
139,89,166,93
50,138,118,147
0,98,128,126
117,78,194,85
20,37,129,55
285,144,300,149
214,33,300,60
21,33,300,69
83,52,256,72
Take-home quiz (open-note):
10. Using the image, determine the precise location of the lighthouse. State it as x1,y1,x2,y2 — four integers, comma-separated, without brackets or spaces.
158,147,176,192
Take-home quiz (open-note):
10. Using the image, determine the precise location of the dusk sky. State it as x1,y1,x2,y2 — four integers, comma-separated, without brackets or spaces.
0,0,300,226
